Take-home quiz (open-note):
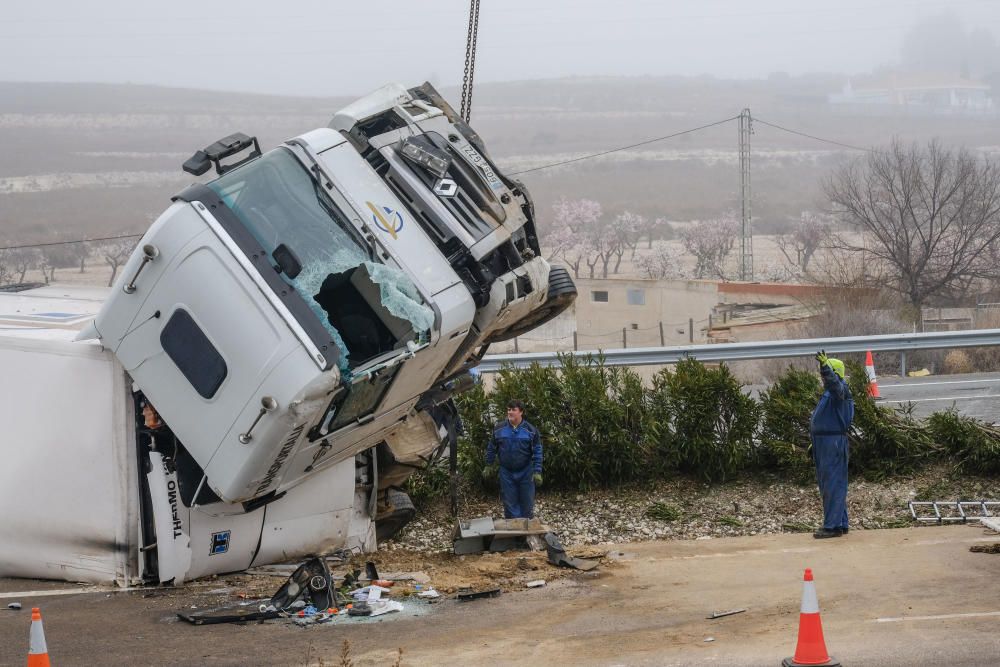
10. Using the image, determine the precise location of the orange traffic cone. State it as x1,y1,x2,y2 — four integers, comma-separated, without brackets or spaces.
27,607,51,667
864,350,881,399
782,569,840,667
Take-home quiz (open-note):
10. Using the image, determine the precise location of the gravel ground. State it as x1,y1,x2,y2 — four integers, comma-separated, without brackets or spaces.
384,463,1000,553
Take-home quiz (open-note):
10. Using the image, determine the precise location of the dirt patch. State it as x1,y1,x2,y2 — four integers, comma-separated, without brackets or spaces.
342,547,612,595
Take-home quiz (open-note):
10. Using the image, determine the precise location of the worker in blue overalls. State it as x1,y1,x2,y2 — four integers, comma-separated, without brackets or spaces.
484,399,543,519
811,351,855,539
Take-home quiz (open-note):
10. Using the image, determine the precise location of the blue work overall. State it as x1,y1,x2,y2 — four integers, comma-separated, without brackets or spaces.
486,419,542,519
810,365,855,531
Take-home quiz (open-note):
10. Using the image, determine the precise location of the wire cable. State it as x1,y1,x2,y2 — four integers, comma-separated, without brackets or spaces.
508,115,741,175
0,233,142,251
752,117,872,153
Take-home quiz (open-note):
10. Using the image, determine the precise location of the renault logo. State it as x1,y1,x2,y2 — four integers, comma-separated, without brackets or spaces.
433,178,458,197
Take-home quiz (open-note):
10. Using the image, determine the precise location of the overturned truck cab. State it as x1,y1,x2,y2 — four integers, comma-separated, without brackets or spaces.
0,82,574,586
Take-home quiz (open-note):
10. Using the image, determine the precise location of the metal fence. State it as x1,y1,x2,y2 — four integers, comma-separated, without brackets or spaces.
478,328,1000,373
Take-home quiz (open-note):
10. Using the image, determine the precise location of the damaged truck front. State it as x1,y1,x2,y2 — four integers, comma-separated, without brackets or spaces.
0,83,575,586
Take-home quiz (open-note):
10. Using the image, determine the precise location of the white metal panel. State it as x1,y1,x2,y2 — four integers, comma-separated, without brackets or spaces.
0,336,134,584
317,142,461,297
277,398,414,491
94,203,207,343
206,347,325,501
253,459,356,565
294,127,346,153
0,285,106,342
184,503,265,581
102,211,324,503
146,452,192,584
329,83,412,132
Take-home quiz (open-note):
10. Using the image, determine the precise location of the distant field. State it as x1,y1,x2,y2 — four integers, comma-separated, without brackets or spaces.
2,78,998,247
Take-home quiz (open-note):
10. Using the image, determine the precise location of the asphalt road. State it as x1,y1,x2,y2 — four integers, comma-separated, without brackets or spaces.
877,371,1000,421
1,526,999,666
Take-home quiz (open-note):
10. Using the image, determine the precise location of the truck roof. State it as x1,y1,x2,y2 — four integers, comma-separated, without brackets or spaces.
0,284,108,342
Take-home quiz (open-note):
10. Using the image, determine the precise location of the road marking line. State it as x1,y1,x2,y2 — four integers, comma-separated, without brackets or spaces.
646,547,820,561
882,394,994,403
912,537,999,546
874,611,1000,623
880,379,1000,388
0,587,112,599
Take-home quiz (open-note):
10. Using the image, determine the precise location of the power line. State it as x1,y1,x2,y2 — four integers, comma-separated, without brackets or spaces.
0,233,141,252
508,115,742,175
752,117,872,153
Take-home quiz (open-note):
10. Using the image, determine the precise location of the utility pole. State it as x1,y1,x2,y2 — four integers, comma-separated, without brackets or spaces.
738,108,754,282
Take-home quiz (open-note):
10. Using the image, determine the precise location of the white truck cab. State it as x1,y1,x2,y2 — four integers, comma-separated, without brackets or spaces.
1,82,574,586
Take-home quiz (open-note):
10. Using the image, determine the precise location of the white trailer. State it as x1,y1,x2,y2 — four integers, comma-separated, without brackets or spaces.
0,83,575,586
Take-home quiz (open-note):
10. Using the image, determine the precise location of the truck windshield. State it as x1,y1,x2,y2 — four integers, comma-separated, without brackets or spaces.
207,148,434,371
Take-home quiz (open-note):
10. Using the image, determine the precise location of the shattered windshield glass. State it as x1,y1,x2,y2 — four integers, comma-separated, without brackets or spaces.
207,148,434,371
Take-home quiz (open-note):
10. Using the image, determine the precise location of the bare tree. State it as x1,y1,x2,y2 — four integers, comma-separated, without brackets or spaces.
542,220,574,264
68,241,90,273
680,214,739,279
548,197,603,279
583,223,614,278
37,245,77,284
647,217,671,249
634,244,684,280
12,248,37,283
825,139,1000,323
775,211,833,275
0,247,37,284
0,251,13,286
102,239,138,286
608,211,644,272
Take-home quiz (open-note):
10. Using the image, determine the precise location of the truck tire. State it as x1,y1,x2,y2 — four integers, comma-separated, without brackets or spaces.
375,488,416,543
488,266,577,342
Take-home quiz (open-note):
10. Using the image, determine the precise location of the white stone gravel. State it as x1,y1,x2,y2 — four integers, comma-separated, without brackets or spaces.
383,464,1000,553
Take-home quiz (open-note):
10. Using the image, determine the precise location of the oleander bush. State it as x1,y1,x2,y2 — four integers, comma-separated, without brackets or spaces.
758,365,821,483
437,357,999,499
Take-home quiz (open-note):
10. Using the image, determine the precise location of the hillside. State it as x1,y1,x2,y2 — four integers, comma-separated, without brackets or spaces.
2,76,999,245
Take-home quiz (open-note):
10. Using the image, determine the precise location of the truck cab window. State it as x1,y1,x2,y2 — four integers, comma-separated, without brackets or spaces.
207,149,433,370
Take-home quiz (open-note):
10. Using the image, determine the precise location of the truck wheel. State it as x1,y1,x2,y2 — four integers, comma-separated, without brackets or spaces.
488,266,577,342
375,488,416,543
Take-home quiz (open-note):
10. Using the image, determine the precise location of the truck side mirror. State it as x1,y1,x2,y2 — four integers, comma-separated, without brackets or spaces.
272,244,303,279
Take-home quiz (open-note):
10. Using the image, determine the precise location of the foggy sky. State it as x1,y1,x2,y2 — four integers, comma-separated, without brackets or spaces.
2,0,998,97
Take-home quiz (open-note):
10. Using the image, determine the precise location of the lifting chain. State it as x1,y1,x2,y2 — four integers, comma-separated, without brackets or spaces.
459,0,481,124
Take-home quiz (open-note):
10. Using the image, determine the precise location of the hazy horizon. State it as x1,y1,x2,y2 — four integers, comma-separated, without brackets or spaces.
3,0,999,97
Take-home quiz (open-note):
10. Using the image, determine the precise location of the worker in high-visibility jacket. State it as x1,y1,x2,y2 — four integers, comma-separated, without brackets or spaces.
483,400,543,519
811,351,855,539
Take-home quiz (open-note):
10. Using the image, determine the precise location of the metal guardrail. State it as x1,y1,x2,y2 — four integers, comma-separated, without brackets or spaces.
478,328,1000,372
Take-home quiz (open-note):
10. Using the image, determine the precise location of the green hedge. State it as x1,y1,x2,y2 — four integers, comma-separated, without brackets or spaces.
444,357,1000,495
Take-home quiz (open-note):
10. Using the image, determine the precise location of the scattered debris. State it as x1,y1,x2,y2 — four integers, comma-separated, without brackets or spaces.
417,589,441,598
267,557,335,611
457,588,501,602
526,580,546,588
704,637,715,643
981,517,1000,533
348,601,372,616
453,516,551,555
380,571,432,584
544,533,600,571
177,605,280,625
351,585,392,602
970,543,1000,554
707,608,747,619
370,600,404,617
